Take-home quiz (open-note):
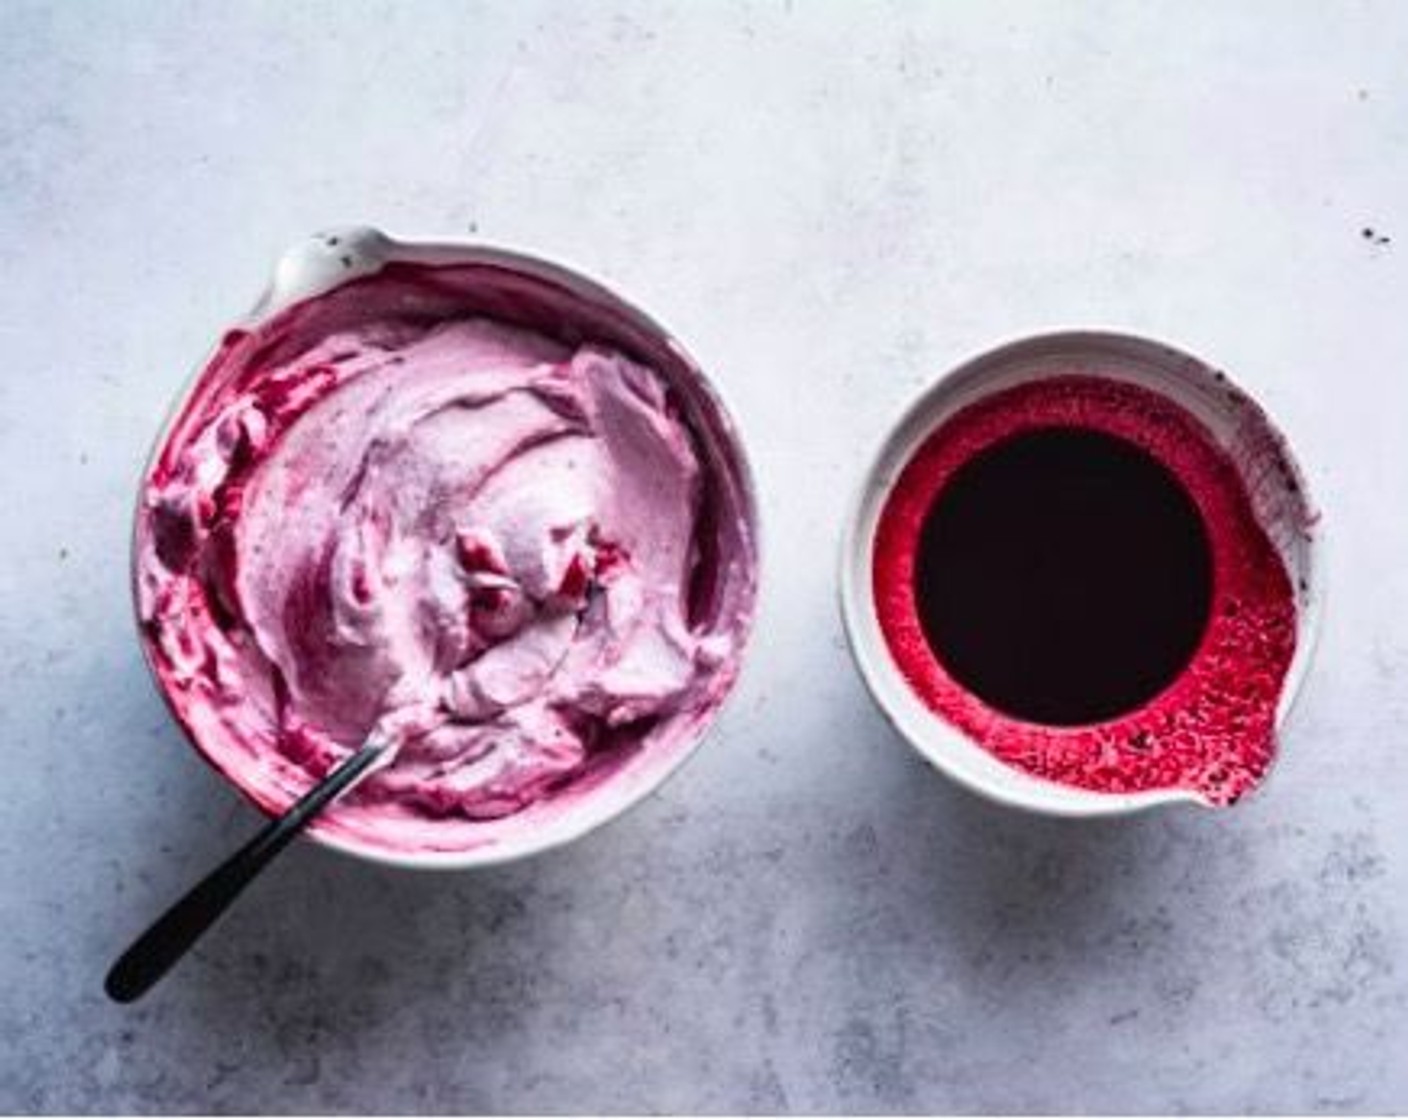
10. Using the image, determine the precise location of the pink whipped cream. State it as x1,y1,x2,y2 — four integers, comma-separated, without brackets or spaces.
136,262,756,856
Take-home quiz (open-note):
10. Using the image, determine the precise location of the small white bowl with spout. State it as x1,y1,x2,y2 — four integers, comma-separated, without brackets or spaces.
839,329,1323,817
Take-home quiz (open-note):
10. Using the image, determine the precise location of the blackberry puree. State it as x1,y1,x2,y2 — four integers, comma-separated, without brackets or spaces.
873,376,1297,804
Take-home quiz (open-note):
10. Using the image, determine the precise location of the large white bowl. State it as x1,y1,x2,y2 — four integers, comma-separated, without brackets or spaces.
840,330,1323,817
134,227,760,868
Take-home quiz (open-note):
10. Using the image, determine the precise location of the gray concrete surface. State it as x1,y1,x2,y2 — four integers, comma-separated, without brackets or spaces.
1,1,1405,1112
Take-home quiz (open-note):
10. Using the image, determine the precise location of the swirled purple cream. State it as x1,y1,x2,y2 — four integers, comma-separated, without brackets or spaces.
136,264,756,856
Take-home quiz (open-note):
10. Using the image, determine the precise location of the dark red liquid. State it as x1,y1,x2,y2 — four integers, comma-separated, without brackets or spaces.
915,427,1212,726
873,376,1298,804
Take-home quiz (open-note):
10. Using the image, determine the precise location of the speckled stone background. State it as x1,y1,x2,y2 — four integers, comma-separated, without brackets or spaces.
2,1,1406,1113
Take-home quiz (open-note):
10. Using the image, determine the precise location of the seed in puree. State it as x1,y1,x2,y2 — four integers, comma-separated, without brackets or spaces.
137,270,753,851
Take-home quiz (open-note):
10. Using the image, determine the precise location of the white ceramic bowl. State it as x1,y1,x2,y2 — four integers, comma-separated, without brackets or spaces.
840,330,1322,817
134,227,760,868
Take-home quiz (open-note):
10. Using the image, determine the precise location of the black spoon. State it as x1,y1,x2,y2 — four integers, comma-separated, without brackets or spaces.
105,737,392,1003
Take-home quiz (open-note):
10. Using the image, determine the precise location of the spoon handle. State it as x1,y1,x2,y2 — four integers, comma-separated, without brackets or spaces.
104,739,387,1004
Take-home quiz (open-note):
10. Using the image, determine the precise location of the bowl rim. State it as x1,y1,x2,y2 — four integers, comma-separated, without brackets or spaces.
838,326,1324,818
130,227,763,870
